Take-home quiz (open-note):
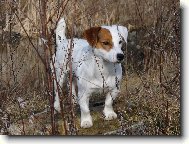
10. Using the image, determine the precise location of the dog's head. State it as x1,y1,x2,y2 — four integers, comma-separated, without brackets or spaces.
84,25,128,63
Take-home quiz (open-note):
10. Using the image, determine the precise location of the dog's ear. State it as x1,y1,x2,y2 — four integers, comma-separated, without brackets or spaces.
117,26,128,43
84,27,101,47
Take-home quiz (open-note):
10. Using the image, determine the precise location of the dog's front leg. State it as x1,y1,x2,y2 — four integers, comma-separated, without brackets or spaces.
103,90,119,120
78,91,92,128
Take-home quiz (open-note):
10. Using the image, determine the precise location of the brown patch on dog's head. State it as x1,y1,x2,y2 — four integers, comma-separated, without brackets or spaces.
84,27,113,51
96,28,113,51
84,27,101,47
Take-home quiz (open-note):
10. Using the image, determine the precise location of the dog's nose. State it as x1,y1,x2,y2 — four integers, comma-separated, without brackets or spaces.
117,53,124,61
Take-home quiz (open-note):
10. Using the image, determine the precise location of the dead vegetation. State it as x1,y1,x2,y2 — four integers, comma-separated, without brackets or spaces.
0,0,180,135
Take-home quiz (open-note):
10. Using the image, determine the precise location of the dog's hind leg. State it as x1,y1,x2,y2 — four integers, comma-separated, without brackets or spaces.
53,73,65,113
53,85,61,113
71,78,78,104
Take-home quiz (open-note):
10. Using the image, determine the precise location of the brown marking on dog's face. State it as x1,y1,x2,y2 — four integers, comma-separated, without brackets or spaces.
84,27,101,47
84,27,113,51
96,28,113,51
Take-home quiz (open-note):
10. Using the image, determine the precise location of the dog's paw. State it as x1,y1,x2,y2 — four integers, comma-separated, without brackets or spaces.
104,109,117,120
81,115,93,128
80,110,93,128
81,120,93,128
104,112,117,120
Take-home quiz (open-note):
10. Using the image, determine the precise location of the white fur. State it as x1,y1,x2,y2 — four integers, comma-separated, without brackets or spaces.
51,18,128,128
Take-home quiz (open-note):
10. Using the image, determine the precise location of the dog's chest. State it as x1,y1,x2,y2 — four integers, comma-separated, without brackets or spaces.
73,56,122,90
70,40,122,90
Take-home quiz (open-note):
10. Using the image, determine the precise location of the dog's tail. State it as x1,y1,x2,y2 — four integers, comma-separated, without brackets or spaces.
55,17,66,46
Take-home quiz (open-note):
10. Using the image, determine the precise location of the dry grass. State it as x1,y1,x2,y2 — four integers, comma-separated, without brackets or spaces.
0,0,180,135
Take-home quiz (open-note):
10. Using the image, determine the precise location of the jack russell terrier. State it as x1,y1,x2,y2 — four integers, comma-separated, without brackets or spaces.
51,18,128,128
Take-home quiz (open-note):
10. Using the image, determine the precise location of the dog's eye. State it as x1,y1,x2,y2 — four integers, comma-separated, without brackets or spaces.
119,40,123,44
102,41,110,45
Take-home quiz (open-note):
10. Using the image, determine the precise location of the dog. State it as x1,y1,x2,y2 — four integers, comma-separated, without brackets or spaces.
51,18,128,128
